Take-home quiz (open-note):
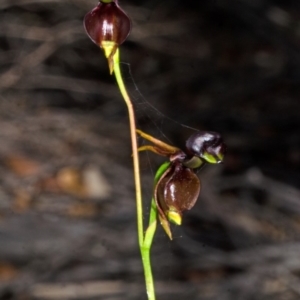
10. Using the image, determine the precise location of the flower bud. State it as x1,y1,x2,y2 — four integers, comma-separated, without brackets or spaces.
84,0,131,73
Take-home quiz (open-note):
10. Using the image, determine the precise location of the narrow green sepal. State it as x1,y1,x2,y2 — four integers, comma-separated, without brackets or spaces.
154,161,170,183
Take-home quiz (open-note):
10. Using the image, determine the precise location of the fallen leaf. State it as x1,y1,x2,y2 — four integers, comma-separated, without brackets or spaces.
4,155,41,177
83,166,111,199
56,167,87,198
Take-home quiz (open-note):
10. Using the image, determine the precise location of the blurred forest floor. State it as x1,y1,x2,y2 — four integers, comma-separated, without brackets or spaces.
0,0,300,299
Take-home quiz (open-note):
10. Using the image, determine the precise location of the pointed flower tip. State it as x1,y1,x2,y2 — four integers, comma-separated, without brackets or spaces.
102,41,117,73
159,215,173,240
84,1,131,48
108,61,114,74
167,210,182,226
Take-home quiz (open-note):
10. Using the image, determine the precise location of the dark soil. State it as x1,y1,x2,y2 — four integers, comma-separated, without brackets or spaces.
0,0,299,299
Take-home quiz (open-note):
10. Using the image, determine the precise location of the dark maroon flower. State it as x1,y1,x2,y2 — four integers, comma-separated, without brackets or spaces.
84,1,131,73
84,1,131,49
136,129,226,239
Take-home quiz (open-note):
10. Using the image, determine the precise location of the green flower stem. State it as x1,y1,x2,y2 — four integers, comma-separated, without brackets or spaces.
113,48,143,253
140,161,172,300
112,48,156,300
142,199,157,300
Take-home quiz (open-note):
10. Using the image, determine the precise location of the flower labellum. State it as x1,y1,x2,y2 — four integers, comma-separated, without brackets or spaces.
84,0,131,73
154,161,200,239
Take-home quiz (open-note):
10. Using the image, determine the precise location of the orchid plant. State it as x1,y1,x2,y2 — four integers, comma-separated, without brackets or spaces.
83,2,225,299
